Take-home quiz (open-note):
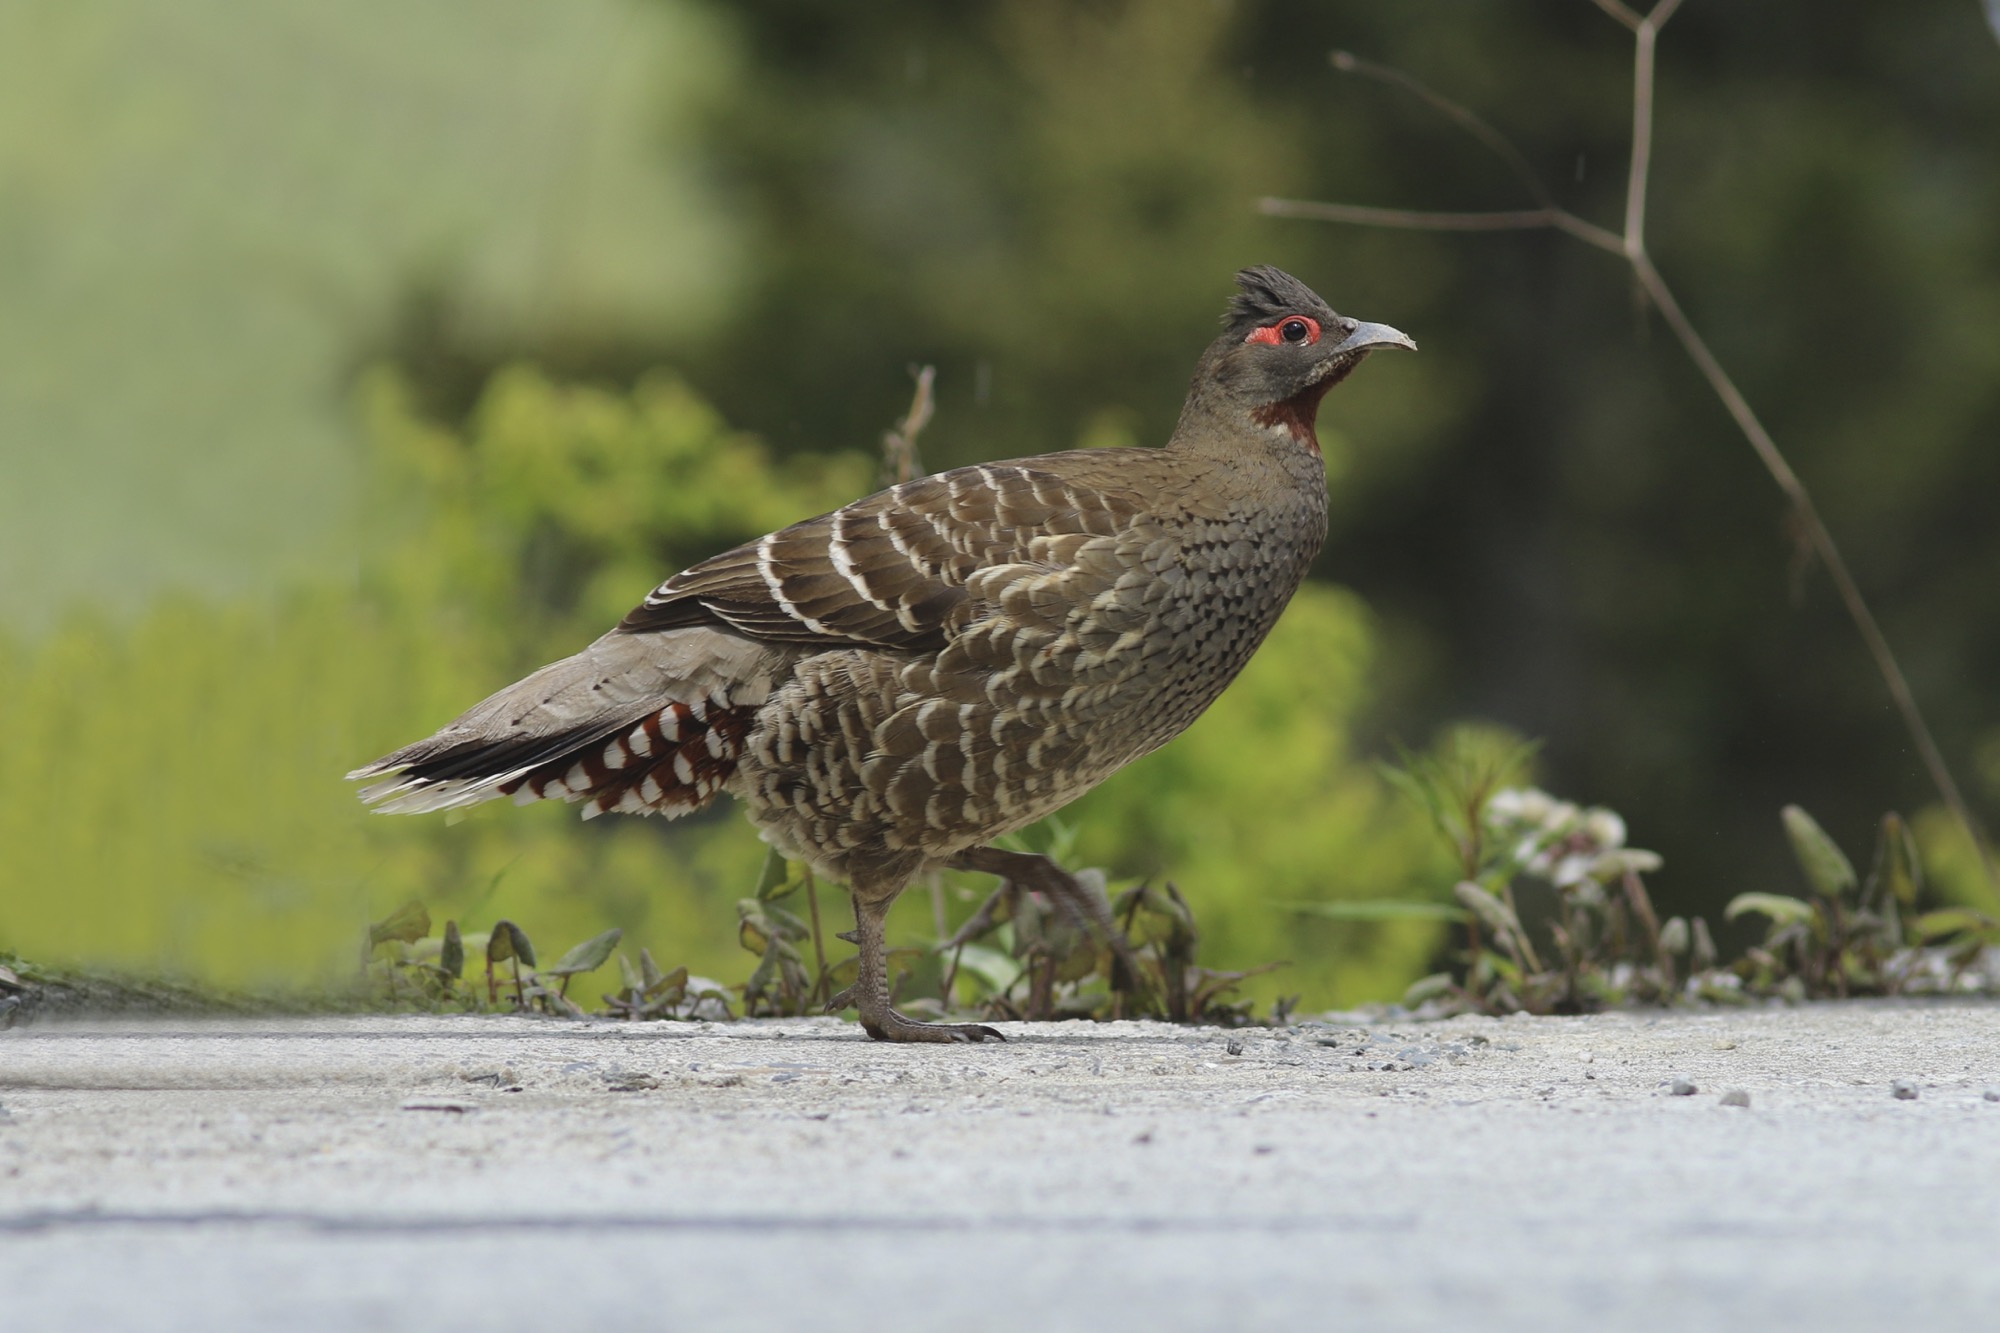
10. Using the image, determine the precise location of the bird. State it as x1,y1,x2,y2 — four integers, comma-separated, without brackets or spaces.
348,266,1414,1042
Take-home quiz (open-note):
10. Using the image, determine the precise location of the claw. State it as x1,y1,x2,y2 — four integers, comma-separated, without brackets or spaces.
859,1011,1006,1043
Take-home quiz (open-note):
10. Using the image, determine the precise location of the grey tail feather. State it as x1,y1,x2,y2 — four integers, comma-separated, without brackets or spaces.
346,623,778,817
347,718,639,816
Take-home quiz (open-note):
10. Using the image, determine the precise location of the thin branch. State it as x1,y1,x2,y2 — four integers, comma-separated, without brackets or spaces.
1332,50,1555,210
1623,8,1670,254
1587,0,1644,30
879,363,937,486
1258,197,1623,255
1272,7,1998,888
1259,198,1558,232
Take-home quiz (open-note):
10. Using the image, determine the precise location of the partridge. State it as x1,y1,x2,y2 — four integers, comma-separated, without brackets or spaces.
350,266,1414,1042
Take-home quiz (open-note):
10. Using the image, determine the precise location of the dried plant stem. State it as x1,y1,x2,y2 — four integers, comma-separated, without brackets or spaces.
939,938,969,1012
880,363,937,487
1586,0,1645,31
1263,0,1997,888
804,867,830,1007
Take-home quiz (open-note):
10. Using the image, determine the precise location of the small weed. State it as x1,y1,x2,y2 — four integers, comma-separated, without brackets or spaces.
1727,807,2000,999
1349,730,2000,1016
23,740,1989,1027
344,823,1286,1028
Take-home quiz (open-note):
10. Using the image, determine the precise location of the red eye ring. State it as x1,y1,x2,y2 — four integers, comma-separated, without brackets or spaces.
1246,316,1322,347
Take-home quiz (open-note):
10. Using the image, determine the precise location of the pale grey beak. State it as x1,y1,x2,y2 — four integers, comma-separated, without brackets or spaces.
1335,320,1417,354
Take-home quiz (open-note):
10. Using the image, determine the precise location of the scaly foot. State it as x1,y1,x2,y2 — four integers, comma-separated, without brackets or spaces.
861,1009,1005,1044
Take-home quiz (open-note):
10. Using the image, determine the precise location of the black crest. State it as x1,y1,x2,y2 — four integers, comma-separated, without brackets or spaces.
1224,266,1333,330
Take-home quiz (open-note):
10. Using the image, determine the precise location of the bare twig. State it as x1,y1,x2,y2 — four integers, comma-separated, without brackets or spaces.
1623,1,1687,255
1265,0,1998,887
1586,0,1645,31
1258,198,1622,254
880,364,937,486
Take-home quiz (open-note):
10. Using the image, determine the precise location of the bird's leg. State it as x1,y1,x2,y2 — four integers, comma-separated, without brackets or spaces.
948,846,1149,996
849,890,1004,1044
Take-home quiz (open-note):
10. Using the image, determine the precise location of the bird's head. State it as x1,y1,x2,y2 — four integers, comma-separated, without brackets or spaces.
1182,265,1415,453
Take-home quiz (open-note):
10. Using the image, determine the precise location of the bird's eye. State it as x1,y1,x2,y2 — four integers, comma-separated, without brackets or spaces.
1244,315,1323,348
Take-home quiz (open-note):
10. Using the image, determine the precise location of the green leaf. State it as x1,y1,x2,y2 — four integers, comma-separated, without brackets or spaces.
368,900,431,949
486,920,518,963
951,942,1025,995
1913,908,1996,942
1871,812,1924,907
1724,892,1817,928
505,920,537,968
754,847,801,902
1280,899,1472,922
743,945,781,999
1781,805,1857,900
737,913,771,956
545,927,622,977
759,902,811,939
1658,916,1690,955
1453,880,1523,937
1691,916,1718,969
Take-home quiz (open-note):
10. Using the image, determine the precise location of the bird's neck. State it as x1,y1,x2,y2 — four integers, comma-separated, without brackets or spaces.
1168,381,1334,466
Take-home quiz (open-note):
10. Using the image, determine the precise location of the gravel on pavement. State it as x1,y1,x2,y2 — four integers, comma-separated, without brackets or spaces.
4,1000,1997,1332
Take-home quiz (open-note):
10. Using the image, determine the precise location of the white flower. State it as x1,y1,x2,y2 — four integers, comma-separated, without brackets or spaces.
1583,809,1627,851
1486,788,1662,886
1549,852,1595,887
1591,848,1662,879
1487,787,1559,828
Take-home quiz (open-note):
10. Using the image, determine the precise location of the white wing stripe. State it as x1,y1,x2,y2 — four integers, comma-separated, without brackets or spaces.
830,508,897,613
756,531,833,636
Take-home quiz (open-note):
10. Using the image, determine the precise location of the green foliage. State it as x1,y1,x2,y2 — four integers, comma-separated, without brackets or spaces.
0,368,863,1003
1729,809,1998,998
1375,726,1539,881
1373,740,1695,1015
0,0,740,627
359,908,635,1016
357,366,874,668
929,854,1287,1028
1779,806,1860,903
1913,806,2000,921
1371,762,2000,1013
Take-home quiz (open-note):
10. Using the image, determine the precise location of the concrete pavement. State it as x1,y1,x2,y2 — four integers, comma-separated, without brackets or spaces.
3,1002,1998,1331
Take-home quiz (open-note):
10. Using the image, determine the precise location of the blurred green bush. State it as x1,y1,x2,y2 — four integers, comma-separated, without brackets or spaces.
0,367,1446,1008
